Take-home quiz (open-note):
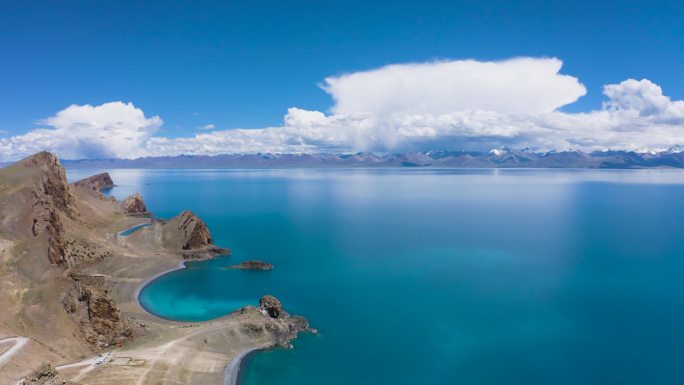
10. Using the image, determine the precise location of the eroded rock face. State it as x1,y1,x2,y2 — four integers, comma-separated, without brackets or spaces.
73,172,114,192
20,151,79,220
176,210,213,250
259,295,284,319
17,152,80,266
31,206,67,266
61,275,137,350
24,363,73,385
122,193,150,216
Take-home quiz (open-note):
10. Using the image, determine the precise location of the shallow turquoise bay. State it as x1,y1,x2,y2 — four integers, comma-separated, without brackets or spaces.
69,168,684,385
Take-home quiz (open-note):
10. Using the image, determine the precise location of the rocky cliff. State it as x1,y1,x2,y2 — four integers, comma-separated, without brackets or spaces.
175,210,213,249
0,152,139,364
152,210,228,258
61,275,137,349
18,151,79,220
9,152,81,267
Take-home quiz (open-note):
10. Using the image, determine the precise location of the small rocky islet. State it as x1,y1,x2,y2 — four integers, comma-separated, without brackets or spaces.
227,260,274,270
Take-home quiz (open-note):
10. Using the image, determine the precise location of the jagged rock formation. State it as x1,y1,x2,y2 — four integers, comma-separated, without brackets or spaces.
18,151,79,220
23,363,74,385
61,274,137,349
175,210,213,249
73,172,114,192
259,295,283,318
121,210,228,258
10,152,81,267
137,210,230,258
121,192,150,216
229,260,274,270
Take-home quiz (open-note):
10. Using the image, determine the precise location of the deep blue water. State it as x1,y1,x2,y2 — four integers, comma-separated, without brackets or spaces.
68,168,684,385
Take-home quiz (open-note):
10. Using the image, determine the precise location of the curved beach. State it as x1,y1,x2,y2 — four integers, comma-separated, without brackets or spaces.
224,348,258,385
129,240,262,385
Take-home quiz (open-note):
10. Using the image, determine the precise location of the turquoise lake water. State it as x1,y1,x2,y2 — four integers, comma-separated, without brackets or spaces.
69,168,684,385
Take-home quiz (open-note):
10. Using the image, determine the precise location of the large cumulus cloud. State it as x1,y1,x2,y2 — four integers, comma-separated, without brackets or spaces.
2,57,684,161
322,57,587,116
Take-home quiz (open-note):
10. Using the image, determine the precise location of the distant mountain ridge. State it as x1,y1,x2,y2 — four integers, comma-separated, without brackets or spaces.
6,149,684,169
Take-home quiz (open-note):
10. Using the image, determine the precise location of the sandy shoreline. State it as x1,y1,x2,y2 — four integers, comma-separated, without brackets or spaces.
132,260,187,319
224,348,258,385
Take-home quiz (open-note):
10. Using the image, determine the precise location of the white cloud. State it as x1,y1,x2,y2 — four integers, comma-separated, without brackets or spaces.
144,76,684,155
2,58,684,161
322,57,587,117
0,102,161,160
602,79,684,121
197,124,216,130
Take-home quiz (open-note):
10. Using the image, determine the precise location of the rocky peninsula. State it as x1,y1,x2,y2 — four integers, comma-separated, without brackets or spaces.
0,151,311,385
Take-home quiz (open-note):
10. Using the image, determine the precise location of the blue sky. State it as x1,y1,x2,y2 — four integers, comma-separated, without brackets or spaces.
1,0,684,159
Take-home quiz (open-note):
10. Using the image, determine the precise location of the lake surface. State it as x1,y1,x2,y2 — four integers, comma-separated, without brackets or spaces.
68,168,684,385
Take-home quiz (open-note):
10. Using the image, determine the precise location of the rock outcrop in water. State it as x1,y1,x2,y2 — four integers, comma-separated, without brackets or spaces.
122,209,228,259
230,260,274,270
73,172,114,192
176,210,212,249
146,210,229,258
121,192,150,216
246,295,312,347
